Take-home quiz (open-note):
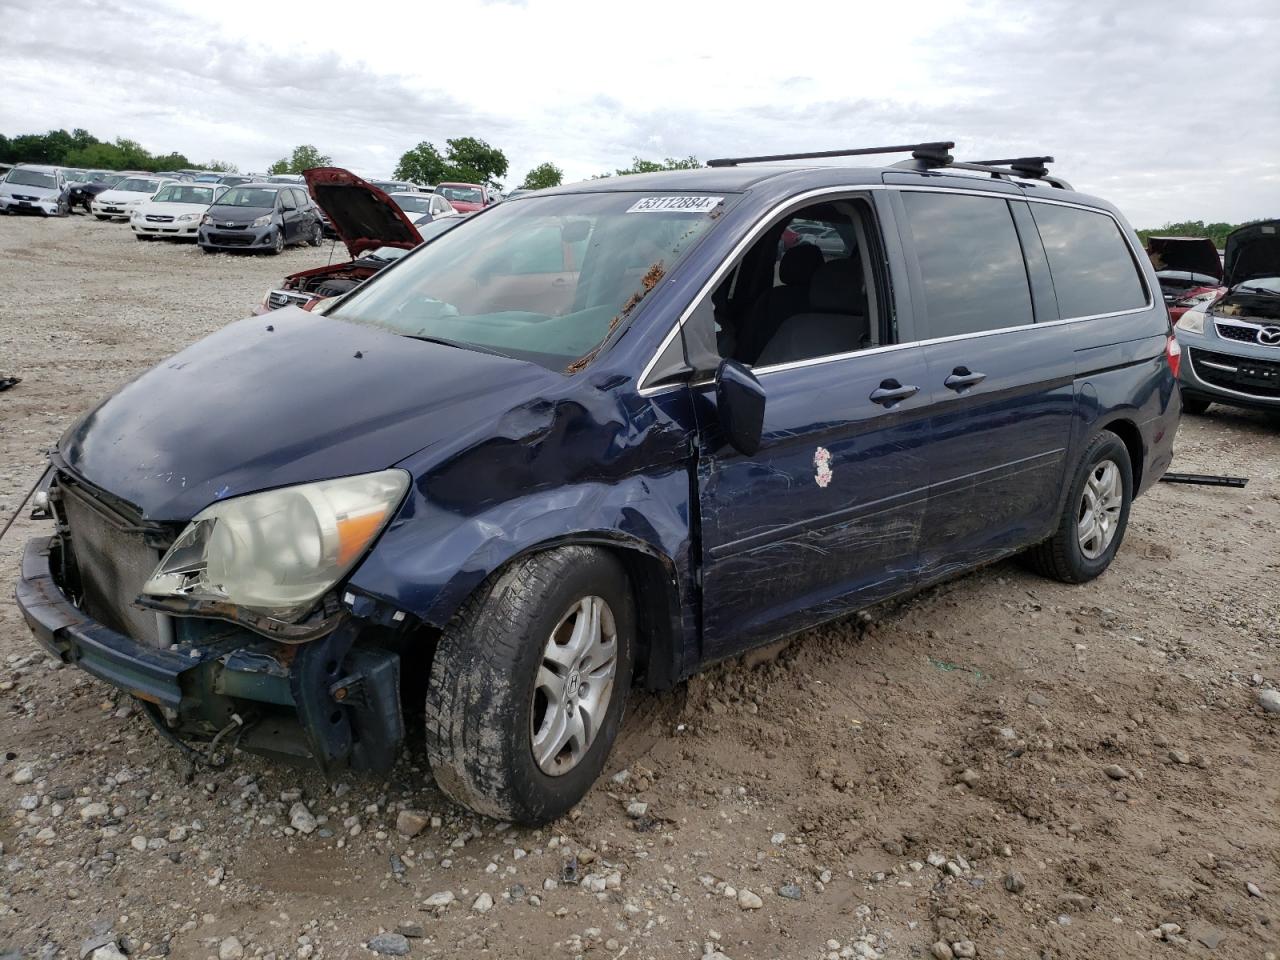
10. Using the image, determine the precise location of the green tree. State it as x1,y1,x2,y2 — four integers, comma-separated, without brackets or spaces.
443,136,508,188
598,155,701,178
392,137,509,188
393,141,450,184
202,159,239,173
269,144,332,175
1136,219,1255,251
520,162,563,191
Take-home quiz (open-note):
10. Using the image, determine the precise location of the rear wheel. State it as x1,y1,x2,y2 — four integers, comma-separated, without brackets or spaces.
1181,394,1211,416
1024,431,1133,584
424,546,635,823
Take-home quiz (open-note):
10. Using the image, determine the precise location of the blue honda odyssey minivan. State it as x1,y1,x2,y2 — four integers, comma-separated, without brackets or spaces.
17,143,1180,823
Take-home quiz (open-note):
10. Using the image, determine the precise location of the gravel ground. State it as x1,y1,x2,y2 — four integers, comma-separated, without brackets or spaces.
1,214,1278,960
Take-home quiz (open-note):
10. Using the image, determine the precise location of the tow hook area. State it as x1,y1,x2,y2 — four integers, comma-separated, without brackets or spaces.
289,621,404,777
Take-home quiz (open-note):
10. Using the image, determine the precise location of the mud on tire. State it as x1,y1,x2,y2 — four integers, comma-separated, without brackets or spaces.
423,545,635,823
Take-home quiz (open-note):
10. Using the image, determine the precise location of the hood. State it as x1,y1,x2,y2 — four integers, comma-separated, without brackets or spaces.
58,310,561,522
1146,236,1222,281
137,200,211,217
1224,220,1280,288
303,167,424,257
97,188,152,204
205,202,273,223
1,181,58,199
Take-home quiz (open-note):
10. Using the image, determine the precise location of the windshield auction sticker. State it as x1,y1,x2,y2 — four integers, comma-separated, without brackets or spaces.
627,195,724,214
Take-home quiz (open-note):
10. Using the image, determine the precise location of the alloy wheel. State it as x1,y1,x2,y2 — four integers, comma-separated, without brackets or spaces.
530,595,618,776
1077,459,1122,560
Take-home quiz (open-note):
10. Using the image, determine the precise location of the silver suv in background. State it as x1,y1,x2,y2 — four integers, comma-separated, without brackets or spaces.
0,164,69,217
1174,220,1280,415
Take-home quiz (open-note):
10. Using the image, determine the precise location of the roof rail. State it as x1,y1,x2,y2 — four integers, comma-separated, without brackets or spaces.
907,153,1073,191
706,141,955,168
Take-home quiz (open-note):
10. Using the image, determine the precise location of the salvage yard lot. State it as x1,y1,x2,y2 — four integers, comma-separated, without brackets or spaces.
1,215,1278,960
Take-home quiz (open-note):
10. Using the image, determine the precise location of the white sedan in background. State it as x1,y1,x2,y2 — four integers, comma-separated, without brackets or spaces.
130,182,227,241
90,175,172,221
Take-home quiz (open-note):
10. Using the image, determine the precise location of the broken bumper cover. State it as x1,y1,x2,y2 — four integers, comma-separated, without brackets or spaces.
15,536,404,773
17,536,199,710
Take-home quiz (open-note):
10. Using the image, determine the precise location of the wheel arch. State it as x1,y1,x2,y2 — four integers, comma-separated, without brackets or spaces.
461,533,685,692
1095,415,1144,491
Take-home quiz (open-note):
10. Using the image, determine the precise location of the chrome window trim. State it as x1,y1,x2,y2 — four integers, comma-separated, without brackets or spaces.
637,182,1154,397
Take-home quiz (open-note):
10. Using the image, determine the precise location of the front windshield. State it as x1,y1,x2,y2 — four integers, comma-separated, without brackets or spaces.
218,187,278,207
117,178,161,193
6,169,58,189
437,185,483,203
392,194,431,214
153,184,218,204
331,191,732,370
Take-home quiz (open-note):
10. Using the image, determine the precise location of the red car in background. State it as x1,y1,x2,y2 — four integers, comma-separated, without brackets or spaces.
433,181,490,213
1147,236,1224,322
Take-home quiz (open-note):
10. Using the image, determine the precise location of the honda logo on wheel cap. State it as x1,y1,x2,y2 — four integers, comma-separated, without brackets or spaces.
1259,326,1280,346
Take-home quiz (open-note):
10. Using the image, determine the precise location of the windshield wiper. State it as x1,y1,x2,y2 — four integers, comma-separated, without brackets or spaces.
400,333,507,359
1238,284,1279,295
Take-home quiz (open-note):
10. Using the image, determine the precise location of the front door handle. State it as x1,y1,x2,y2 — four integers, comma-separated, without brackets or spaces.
943,367,987,392
869,379,920,407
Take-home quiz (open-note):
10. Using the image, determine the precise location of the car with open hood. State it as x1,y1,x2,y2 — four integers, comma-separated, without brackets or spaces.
0,164,69,216
1147,236,1224,322
130,182,228,241
68,172,124,213
256,168,459,312
16,142,1179,825
197,182,323,254
90,175,172,221
1173,219,1280,414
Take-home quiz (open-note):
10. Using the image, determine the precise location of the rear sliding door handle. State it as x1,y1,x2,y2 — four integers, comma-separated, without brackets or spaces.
943,367,987,391
869,379,920,407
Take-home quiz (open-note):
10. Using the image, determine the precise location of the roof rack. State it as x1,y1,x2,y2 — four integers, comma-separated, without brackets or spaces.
894,150,1073,190
706,141,954,168
705,140,1073,190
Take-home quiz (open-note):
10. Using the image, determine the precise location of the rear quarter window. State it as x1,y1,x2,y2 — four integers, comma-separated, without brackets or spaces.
1029,203,1148,318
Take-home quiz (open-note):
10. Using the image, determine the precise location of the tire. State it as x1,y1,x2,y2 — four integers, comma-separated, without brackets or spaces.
1181,394,1211,416
1024,431,1133,584
270,229,284,255
308,222,323,247
425,545,635,823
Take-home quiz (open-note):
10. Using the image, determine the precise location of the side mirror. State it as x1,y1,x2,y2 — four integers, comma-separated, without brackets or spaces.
715,359,766,456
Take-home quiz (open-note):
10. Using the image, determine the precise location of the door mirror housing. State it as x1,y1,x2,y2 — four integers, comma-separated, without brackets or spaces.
715,359,766,456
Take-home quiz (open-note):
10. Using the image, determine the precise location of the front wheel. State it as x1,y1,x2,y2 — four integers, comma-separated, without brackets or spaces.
269,229,285,255
308,222,323,247
1024,431,1133,584
424,546,635,823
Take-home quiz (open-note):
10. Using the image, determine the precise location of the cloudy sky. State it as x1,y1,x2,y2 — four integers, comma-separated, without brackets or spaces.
3,0,1277,226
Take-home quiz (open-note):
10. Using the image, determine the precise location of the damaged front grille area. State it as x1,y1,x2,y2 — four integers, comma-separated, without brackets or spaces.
54,473,174,648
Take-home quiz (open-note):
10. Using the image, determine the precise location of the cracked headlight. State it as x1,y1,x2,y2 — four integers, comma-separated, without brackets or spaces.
142,470,409,621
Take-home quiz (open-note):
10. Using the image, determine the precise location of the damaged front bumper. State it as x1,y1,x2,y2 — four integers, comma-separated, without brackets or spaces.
15,535,404,775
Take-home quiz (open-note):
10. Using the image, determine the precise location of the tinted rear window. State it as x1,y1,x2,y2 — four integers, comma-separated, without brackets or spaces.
1029,203,1147,318
901,192,1033,338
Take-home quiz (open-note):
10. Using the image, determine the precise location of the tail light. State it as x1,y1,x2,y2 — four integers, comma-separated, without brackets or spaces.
1166,334,1182,379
